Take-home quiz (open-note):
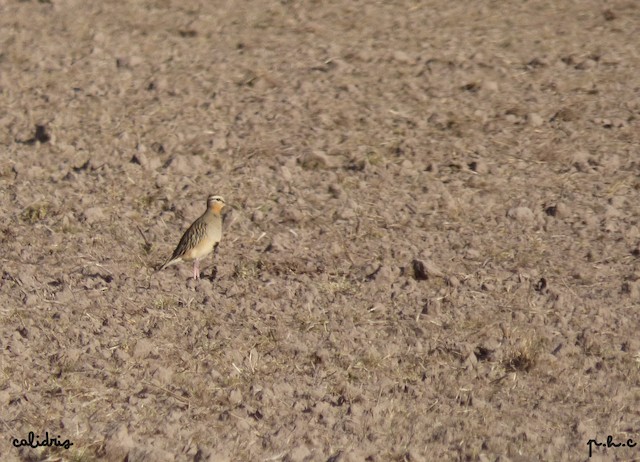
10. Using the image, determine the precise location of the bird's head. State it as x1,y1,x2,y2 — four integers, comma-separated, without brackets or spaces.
207,195,226,214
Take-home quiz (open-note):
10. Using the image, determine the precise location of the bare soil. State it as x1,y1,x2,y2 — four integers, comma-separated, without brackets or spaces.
2,1,640,461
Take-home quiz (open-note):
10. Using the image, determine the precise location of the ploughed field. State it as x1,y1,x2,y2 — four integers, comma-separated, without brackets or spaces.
1,1,640,461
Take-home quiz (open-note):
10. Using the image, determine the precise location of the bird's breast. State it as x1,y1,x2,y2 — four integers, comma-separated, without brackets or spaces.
207,216,223,242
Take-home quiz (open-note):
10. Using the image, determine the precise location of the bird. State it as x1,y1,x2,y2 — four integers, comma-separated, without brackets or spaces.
159,195,226,279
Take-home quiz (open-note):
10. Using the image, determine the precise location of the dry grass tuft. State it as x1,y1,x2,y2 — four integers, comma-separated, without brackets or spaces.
21,202,50,223
502,338,544,373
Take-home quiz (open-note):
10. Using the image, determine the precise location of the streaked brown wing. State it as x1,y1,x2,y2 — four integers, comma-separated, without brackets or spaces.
170,217,207,260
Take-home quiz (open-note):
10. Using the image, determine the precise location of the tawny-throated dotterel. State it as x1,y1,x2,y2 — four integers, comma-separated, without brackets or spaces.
159,195,226,279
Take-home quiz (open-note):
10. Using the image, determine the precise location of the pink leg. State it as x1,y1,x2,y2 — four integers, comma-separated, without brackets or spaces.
192,260,200,280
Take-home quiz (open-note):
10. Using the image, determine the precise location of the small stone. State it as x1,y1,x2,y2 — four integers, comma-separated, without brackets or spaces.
132,339,154,358
553,107,577,122
527,57,548,68
507,206,535,223
401,159,413,169
465,352,478,368
83,206,105,224
24,293,39,306
468,159,488,174
572,151,592,172
553,202,569,219
527,113,544,127
329,241,343,256
575,59,596,70
289,445,311,462
130,152,148,168
313,349,330,364
412,259,443,280
446,275,460,287
480,281,493,291
428,112,452,130
505,113,520,124
280,166,292,181
163,155,205,175
609,118,626,128
392,50,411,63
112,348,130,364
229,389,242,405
338,207,356,220
251,210,264,223
104,425,134,461
131,149,160,170
328,184,344,199
193,446,216,462
367,265,396,285
483,81,498,92
155,175,169,188
152,366,173,385
299,151,332,170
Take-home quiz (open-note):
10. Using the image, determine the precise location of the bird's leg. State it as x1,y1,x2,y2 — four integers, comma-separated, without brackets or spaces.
193,260,200,280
